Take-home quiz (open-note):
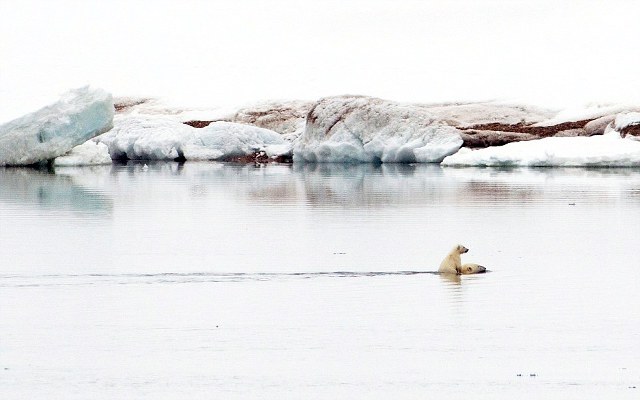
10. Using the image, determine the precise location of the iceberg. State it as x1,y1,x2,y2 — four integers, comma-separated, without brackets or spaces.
293,96,463,163
0,87,114,166
53,141,112,167
97,115,290,161
441,131,640,167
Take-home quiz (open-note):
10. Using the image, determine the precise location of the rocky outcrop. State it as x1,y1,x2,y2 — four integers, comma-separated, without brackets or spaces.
0,87,114,166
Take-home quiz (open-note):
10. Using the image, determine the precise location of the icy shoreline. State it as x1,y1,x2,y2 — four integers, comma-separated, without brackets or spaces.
105,95,640,167
2,89,640,167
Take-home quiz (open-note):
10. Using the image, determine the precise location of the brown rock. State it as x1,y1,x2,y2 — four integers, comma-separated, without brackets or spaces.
457,119,596,148
621,124,640,138
553,129,587,137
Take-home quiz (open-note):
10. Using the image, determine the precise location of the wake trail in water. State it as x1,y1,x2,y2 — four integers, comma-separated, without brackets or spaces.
0,271,441,287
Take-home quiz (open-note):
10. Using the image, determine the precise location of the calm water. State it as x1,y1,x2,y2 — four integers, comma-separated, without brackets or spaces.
1,163,639,399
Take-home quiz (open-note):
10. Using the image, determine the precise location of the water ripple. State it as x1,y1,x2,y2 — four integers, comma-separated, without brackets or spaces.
0,270,491,287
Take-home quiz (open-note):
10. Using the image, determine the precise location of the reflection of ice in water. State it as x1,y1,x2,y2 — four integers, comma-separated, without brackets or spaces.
1,163,639,399
0,167,113,216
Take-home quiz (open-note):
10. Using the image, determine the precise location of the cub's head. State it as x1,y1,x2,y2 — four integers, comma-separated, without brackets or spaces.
461,264,487,274
456,244,469,254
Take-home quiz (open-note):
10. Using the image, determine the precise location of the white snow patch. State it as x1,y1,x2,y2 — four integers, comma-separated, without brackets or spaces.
54,141,112,167
442,131,640,167
0,87,114,166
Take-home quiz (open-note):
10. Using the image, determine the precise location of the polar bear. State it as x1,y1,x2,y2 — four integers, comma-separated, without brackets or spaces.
438,244,487,275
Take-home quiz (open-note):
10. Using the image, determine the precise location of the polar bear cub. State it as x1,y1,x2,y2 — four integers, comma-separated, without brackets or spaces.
438,244,487,275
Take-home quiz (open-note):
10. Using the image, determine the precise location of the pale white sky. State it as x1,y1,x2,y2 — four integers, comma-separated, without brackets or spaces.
1,0,639,119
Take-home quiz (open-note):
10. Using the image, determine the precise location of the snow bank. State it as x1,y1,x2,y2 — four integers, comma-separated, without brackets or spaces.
0,87,114,166
97,115,289,161
53,141,112,167
442,131,640,167
294,96,462,163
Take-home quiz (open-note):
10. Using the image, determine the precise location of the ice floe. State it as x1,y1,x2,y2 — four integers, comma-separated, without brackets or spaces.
97,115,289,161
0,87,114,166
293,96,462,163
53,141,112,167
98,115,192,160
442,131,640,167
182,121,289,161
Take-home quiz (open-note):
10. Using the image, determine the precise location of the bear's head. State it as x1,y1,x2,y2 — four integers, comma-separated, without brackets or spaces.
461,264,487,274
456,244,469,254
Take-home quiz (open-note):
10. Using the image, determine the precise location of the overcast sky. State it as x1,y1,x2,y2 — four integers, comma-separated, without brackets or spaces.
1,0,639,118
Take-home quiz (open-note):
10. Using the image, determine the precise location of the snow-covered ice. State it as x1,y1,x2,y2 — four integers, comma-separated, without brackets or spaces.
98,115,192,160
533,104,639,127
0,86,114,166
442,131,640,167
182,121,289,160
294,96,462,163
97,115,290,161
613,112,640,133
112,97,237,123
229,100,312,138
53,141,112,167
425,101,554,127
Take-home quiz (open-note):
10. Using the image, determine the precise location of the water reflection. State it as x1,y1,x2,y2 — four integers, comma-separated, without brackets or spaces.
2,162,639,219
439,273,462,285
0,167,113,216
